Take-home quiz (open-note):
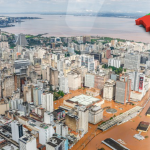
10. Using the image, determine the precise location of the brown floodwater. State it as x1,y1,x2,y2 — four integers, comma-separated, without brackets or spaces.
72,90,150,150
53,88,150,150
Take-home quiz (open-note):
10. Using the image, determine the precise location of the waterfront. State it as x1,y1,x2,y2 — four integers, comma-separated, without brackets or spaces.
0,14,150,43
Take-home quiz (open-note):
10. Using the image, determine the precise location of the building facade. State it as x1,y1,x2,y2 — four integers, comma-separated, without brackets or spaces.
103,79,116,101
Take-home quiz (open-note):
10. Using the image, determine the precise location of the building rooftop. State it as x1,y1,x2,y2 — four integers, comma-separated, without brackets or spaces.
102,138,130,150
47,137,63,147
136,121,150,132
19,135,35,144
69,94,100,106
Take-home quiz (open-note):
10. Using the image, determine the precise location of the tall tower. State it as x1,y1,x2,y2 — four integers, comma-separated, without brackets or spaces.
15,33,28,53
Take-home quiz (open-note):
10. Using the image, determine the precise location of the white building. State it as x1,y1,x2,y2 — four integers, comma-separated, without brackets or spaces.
85,73,95,88
88,106,103,124
56,123,68,137
41,93,54,112
78,106,89,135
19,135,37,150
38,48,46,59
67,71,81,90
44,111,54,125
57,59,64,72
33,87,38,106
38,125,55,145
108,58,121,68
11,121,23,143
10,99,23,110
124,53,141,70
59,76,69,93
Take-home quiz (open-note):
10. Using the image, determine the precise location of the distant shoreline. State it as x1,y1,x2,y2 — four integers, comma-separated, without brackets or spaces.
0,16,41,28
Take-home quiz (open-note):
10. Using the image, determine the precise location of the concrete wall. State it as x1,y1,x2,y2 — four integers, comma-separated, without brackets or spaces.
65,115,78,132
0,103,9,114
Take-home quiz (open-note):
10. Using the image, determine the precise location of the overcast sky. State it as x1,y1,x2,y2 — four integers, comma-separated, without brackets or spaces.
0,0,149,14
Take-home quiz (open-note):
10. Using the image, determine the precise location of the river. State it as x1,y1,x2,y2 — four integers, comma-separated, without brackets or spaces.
0,14,150,43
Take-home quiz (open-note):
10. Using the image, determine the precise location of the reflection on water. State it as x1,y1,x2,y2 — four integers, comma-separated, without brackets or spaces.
0,14,150,43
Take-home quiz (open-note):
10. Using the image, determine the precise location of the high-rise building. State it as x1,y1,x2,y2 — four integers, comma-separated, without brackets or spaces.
67,71,81,90
78,106,89,134
10,99,23,110
65,106,88,135
56,123,68,137
38,124,55,145
33,87,38,106
15,33,28,53
128,71,145,92
124,53,141,70
2,75,15,98
41,93,54,112
11,121,23,143
85,73,95,88
103,79,116,101
44,111,54,125
140,55,148,64
108,58,121,68
49,67,58,89
57,59,64,72
115,76,131,104
14,59,30,75
94,74,108,90
19,135,37,150
68,45,75,54
81,55,95,72
0,30,8,49
90,52,102,63
88,106,103,124
23,85,32,103
106,49,111,59
59,76,69,93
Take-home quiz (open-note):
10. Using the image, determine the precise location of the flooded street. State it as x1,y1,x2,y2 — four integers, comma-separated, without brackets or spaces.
53,88,150,150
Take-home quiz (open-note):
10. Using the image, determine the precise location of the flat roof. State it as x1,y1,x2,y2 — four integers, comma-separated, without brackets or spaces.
98,106,142,131
146,107,150,116
102,138,130,150
136,121,150,132
47,137,63,147
69,94,100,106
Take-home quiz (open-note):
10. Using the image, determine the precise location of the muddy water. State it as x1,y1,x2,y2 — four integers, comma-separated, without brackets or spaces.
1,14,150,43
76,91,150,150
53,89,150,150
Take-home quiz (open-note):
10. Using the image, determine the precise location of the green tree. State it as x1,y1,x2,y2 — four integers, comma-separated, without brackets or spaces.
102,64,108,68
58,91,65,97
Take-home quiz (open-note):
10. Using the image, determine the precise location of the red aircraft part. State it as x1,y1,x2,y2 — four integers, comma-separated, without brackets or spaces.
135,15,150,32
